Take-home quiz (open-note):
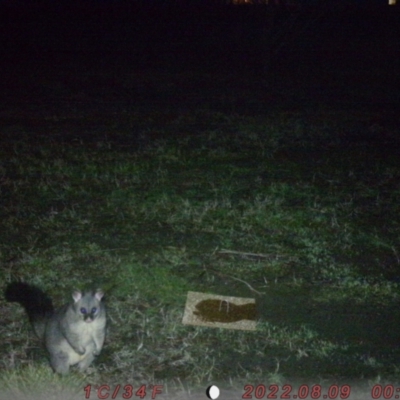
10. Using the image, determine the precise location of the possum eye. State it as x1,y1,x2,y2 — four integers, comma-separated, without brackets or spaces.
80,307,87,314
91,307,97,314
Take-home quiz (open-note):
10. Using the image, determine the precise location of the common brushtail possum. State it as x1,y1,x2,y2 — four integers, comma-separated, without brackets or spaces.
5,282,106,374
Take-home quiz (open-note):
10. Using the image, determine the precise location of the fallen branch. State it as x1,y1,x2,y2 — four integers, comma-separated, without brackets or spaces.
204,265,265,296
217,249,279,260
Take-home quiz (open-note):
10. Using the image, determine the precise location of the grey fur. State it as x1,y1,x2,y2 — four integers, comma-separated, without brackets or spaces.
5,282,106,374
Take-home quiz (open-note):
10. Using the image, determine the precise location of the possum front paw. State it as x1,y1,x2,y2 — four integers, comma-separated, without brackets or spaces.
75,347,86,356
93,343,102,356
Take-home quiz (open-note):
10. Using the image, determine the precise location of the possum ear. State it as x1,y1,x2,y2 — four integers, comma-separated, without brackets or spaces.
95,289,104,301
72,290,82,302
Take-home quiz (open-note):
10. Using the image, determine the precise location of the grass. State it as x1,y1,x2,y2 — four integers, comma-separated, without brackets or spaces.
1,61,400,398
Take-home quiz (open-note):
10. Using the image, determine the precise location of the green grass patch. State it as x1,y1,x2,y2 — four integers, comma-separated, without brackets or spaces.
1,100,400,395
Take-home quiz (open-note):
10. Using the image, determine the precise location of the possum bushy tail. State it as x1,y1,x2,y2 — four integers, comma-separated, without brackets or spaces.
5,282,54,339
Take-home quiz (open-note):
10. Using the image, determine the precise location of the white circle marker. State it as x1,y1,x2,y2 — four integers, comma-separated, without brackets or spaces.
206,385,220,400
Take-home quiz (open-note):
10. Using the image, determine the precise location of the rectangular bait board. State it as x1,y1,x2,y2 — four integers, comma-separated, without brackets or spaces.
182,291,257,331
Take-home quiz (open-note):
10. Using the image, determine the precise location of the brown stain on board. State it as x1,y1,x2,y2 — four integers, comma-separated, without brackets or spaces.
193,299,256,323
